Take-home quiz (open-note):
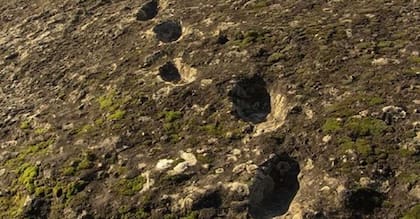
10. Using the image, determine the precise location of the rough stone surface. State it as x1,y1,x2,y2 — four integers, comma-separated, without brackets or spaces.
0,0,418,218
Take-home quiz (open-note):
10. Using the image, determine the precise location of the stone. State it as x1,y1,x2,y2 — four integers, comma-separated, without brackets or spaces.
169,161,189,175
409,185,420,199
359,177,373,187
215,168,224,174
180,151,197,166
322,135,332,143
156,159,174,170
382,105,406,124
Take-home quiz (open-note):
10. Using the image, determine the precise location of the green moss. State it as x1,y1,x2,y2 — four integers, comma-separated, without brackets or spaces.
408,56,420,63
0,194,27,218
398,173,419,185
182,211,199,219
327,95,386,117
367,96,385,106
404,66,420,76
119,207,150,219
107,109,126,121
160,173,191,185
34,127,49,135
163,111,182,123
66,180,87,200
201,124,224,136
344,117,387,137
18,164,38,193
63,152,95,175
339,138,372,156
164,214,177,219
326,97,358,117
116,175,146,196
95,118,104,126
196,154,215,164
63,166,76,176
399,148,416,157
97,91,130,126
34,186,52,197
77,159,92,170
252,0,270,8
402,204,420,219
355,42,373,50
78,124,95,134
99,91,115,110
322,118,342,133
53,183,64,198
231,30,269,48
377,41,393,48
267,52,286,63
19,120,31,129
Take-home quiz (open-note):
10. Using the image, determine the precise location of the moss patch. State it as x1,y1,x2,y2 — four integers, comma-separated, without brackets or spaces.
116,175,146,196
19,120,31,129
344,117,387,138
340,137,372,156
65,180,88,200
18,164,38,193
162,111,182,123
402,204,420,219
322,118,342,133
107,109,126,121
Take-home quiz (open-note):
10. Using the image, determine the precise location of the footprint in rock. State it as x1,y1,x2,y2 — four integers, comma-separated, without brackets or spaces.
229,75,271,124
136,0,158,21
159,61,181,83
153,20,182,43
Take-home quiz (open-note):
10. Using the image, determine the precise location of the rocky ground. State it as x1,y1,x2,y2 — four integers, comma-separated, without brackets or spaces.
0,0,419,218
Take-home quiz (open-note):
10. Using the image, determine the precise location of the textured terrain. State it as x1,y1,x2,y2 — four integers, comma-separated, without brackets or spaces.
0,0,419,218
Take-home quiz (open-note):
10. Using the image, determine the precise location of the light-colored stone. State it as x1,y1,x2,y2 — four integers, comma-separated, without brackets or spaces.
215,168,224,174
359,177,373,187
409,185,420,199
169,162,189,175
180,151,197,166
322,135,332,143
156,159,174,170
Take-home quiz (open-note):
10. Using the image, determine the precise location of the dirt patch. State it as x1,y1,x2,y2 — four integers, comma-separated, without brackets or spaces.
136,0,158,21
153,20,182,43
248,154,300,219
229,75,271,124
